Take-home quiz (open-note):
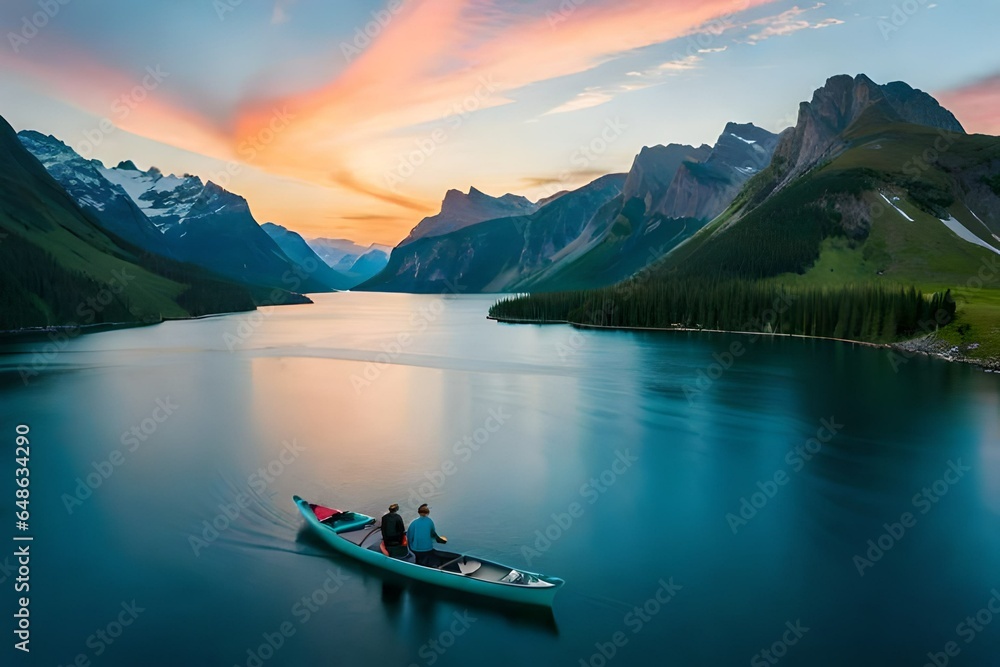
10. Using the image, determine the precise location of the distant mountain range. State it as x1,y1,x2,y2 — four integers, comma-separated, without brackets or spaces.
360,121,780,293
7,71,997,359
18,132,349,294
259,223,359,290
304,237,391,285
2,121,406,332
0,117,277,332
490,73,1000,365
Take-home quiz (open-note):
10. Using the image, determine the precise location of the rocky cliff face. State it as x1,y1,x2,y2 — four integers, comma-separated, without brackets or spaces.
17,131,175,257
880,81,966,133
660,123,779,221
621,143,711,217
772,74,966,188
360,174,626,292
20,131,331,292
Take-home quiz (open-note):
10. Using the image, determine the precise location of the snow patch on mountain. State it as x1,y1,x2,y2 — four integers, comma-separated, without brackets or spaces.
879,192,914,222
939,216,1000,255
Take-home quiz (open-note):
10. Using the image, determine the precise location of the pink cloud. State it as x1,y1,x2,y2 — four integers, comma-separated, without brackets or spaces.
232,0,780,190
938,75,1000,136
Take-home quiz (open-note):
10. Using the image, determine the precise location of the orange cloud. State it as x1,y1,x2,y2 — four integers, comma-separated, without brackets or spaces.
6,0,783,243
331,170,434,213
233,0,780,187
938,75,1000,136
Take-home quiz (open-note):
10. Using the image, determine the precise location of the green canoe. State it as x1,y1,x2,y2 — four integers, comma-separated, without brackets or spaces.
294,495,564,607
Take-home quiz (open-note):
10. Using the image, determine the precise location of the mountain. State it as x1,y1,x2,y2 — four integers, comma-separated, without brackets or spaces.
399,187,538,246
17,131,178,258
0,115,284,333
764,74,965,192
620,143,712,217
307,237,369,272
306,237,391,285
358,174,627,293
360,139,741,293
18,133,331,294
512,138,758,291
660,78,996,286
347,247,391,281
93,161,333,293
493,74,1000,365
261,223,357,290
658,123,780,221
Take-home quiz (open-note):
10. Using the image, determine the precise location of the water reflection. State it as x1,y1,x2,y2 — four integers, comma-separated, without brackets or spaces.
0,292,996,666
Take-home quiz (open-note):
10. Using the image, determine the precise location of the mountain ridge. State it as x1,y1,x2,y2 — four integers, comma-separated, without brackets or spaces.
399,186,538,246
18,131,337,293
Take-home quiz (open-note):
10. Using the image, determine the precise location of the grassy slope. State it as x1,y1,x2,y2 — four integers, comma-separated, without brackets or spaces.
0,115,261,329
504,120,1000,363
764,123,1000,361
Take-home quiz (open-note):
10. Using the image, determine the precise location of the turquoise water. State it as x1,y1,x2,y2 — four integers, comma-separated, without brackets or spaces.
1,292,998,666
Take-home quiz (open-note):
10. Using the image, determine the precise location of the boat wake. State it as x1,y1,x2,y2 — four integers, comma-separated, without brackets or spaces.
187,474,327,558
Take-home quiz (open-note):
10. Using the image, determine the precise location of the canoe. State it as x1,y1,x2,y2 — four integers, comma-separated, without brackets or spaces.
293,495,564,607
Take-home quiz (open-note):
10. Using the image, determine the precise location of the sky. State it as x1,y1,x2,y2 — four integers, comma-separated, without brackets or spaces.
1,0,998,246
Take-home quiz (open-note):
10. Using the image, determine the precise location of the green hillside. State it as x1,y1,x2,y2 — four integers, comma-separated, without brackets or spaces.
0,115,298,332
492,120,1000,364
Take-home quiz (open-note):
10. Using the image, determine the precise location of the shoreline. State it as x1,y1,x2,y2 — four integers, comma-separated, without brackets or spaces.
487,316,1000,373
0,305,259,342
0,320,151,342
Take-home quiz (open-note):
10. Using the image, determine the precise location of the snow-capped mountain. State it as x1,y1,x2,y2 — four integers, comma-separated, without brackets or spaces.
97,161,209,232
658,122,780,221
18,131,334,293
17,131,176,257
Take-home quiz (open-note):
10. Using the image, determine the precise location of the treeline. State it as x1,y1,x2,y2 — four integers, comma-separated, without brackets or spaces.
0,231,136,330
0,229,257,331
662,168,877,281
137,251,257,316
490,280,956,344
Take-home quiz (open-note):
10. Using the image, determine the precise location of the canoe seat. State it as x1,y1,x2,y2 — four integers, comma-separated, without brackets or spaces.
458,559,482,575
380,537,409,558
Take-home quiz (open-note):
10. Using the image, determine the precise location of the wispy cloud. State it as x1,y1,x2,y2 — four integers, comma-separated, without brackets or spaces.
331,170,433,213
543,89,617,115
543,53,704,116
0,46,231,159
739,3,844,45
5,0,781,240
520,168,610,189
658,54,703,72
234,0,778,185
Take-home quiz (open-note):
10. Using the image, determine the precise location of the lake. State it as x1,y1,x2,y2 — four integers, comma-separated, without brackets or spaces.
1,292,998,666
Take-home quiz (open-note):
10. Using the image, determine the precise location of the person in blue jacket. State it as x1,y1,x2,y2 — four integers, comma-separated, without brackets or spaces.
407,503,447,566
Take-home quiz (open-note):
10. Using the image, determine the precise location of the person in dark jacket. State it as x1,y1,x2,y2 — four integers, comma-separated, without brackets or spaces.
381,503,407,557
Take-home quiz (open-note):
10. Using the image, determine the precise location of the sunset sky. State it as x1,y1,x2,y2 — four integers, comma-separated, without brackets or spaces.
1,0,998,246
